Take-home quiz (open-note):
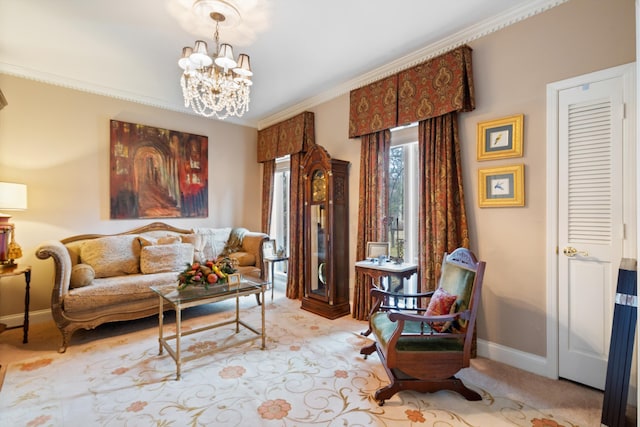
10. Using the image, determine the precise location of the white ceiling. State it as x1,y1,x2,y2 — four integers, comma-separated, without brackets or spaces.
0,0,564,128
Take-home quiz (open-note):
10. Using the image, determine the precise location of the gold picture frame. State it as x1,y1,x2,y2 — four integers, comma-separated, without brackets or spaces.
227,273,241,289
478,164,525,207
477,114,524,160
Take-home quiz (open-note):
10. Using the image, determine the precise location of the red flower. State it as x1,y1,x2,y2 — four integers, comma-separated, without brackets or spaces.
219,365,246,379
126,401,148,413
19,358,53,372
334,370,348,378
27,415,52,427
257,399,292,420
405,409,425,422
531,418,565,427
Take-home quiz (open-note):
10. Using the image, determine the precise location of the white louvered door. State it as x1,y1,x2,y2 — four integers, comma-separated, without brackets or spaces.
557,76,625,390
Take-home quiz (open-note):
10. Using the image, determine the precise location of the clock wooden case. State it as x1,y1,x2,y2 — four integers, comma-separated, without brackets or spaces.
301,145,350,319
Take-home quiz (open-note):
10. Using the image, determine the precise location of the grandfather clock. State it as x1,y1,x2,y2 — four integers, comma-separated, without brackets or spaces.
301,145,350,319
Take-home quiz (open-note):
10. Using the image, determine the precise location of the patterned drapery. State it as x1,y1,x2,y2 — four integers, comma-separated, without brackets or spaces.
257,112,315,162
261,160,275,235
397,46,474,126
348,45,474,138
286,152,305,299
349,75,398,138
418,113,469,292
352,130,391,320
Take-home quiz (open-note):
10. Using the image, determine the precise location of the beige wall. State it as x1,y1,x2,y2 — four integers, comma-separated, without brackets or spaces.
312,0,635,357
0,0,635,360
0,75,261,319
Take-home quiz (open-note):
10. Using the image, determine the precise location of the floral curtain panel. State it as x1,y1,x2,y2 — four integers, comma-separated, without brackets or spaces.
261,160,275,235
286,152,306,299
418,114,469,292
352,130,390,320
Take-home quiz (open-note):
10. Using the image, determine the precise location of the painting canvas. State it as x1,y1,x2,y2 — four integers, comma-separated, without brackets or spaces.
110,120,208,219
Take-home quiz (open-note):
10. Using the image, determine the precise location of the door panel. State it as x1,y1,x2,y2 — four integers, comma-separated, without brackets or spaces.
558,76,624,390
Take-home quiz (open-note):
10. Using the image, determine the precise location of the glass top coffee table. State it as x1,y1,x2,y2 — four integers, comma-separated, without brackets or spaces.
151,280,266,380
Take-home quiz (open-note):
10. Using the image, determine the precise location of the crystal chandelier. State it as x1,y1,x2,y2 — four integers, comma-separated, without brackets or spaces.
178,11,253,119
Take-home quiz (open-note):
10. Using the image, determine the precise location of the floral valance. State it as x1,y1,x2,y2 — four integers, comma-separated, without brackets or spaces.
257,111,315,162
348,75,398,138
397,45,474,125
348,45,474,138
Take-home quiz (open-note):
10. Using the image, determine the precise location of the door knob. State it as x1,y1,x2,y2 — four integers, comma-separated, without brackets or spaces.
563,246,589,257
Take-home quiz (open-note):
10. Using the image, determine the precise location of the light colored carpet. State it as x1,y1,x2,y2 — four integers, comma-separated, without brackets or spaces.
0,290,608,426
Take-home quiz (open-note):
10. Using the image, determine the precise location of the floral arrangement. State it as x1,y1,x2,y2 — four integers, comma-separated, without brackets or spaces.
177,257,237,290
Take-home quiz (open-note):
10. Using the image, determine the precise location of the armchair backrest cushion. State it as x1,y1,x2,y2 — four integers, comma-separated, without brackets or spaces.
438,262,475,314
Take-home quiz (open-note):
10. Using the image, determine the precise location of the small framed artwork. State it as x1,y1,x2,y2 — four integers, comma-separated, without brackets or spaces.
263,239,276,258
366,241,390,260
477,114,524,160
227,273,241,289
478,164,525,207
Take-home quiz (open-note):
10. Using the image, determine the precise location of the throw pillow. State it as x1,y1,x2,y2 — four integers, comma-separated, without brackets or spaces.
221,227,248,256
80,235,141,278
229,251,256,267
157,235,181,245
181,233,205,261
425,287,458,332
138,236,158,247
140,243,194,274
70,263,95,288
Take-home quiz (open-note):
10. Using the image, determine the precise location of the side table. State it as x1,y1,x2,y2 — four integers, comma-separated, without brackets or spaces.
264,255,288,300
0,264,32,343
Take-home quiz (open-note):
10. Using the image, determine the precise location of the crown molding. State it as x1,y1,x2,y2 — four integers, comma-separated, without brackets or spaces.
257,0,569,130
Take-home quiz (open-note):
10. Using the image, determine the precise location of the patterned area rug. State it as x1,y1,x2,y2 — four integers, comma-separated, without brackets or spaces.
0,295,579,426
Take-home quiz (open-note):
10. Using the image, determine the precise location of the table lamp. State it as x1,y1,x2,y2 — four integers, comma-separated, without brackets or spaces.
0,182,27,267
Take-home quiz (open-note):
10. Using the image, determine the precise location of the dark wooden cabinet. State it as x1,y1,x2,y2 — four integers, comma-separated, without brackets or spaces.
301,145,350,319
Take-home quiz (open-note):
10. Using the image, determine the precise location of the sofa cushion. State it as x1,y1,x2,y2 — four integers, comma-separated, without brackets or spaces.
229,251,255,267
180,233,205,260
70,263,95,288
80,235,141,278
63,272,178,314
140,243,194,274
194,227,232,261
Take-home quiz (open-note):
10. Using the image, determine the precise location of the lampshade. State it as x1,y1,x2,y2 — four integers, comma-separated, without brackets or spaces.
233,54,253,77
214,43,237,69
178,47,194,70
0,182,27,211
190,41,213,68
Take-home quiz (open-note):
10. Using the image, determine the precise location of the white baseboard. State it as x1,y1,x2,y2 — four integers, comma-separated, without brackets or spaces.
1,308,52,328
477,338,551,377
478,338,638,406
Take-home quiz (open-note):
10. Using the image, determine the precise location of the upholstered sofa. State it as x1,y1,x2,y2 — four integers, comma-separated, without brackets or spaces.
36,222,269,352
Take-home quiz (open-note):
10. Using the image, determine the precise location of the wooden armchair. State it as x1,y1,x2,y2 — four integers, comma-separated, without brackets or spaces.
360,247,486,405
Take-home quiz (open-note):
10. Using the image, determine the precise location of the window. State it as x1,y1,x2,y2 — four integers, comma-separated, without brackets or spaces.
269,156,290,276
388,124,419,293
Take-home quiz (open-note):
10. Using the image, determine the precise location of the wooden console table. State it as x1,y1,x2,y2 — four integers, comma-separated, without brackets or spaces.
355,260,418,336
355,259,418,292
0,264,32,343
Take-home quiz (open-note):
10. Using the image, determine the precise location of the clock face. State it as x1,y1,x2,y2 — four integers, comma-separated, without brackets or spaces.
312,170,327,202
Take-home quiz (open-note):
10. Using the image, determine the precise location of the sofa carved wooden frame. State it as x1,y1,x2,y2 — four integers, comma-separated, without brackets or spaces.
36,222,269,353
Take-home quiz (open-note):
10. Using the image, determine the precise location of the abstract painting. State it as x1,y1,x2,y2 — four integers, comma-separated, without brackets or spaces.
110,120,208,219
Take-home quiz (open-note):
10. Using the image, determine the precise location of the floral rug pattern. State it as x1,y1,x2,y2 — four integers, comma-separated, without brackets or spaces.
1,296,578,426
